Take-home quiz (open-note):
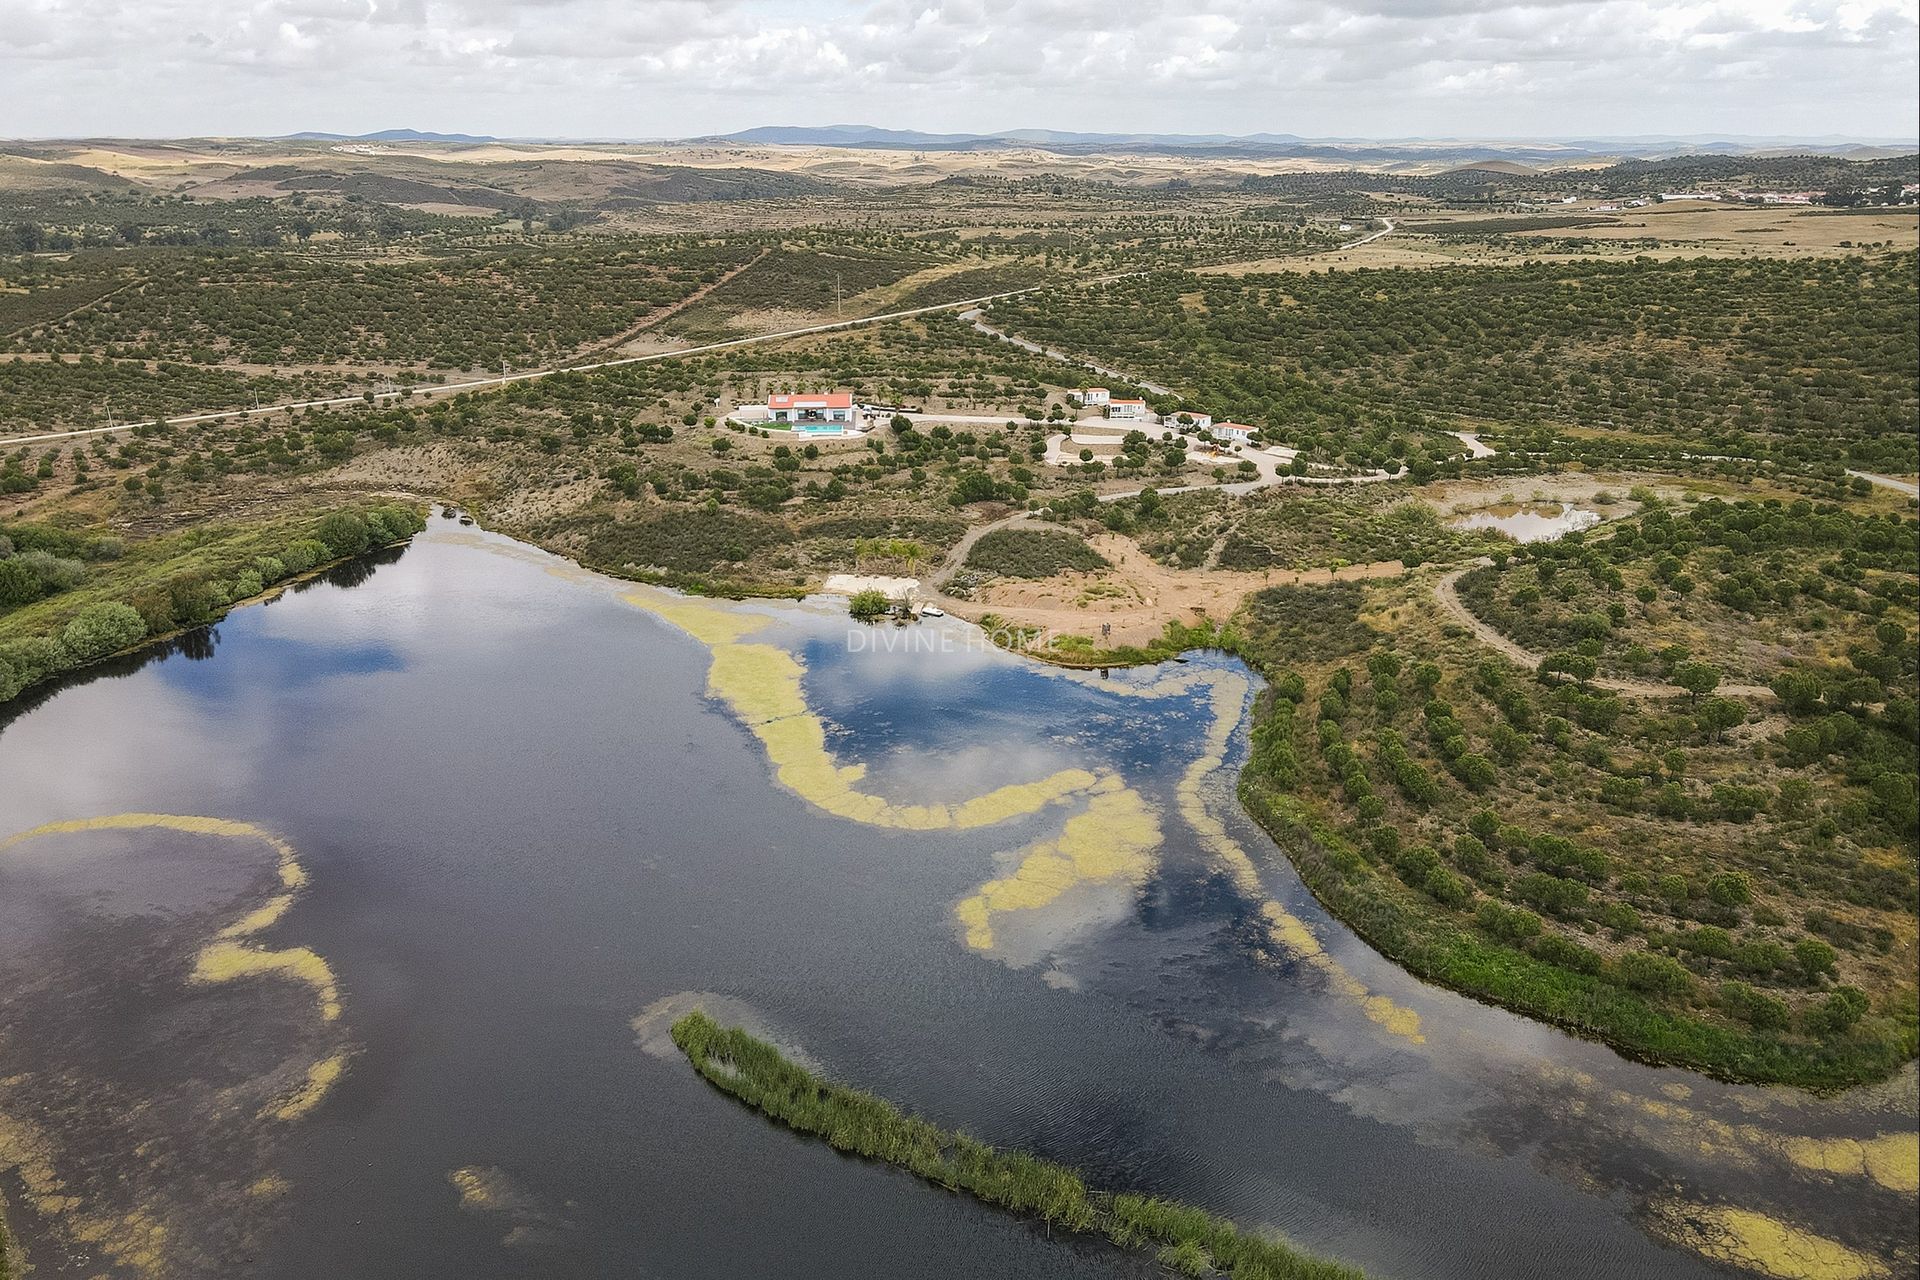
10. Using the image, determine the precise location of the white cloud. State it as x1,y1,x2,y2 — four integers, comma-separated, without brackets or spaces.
0,0,1913,139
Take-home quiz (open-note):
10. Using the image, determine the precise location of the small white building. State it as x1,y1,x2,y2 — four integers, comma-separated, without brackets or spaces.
1211,421,1256,445
1173,412,1214,434
1076,387,1110,406
1108,398,1147,420
768,392,857,428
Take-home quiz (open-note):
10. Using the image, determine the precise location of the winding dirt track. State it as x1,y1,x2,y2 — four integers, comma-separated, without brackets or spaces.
1434,562,1775,701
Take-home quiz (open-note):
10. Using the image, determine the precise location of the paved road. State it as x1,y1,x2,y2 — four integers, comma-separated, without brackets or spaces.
3,218,1395,451
0,283,1064,449
1847,469,1920,497
1435,562,1774,701
960,220,1398,402
963,309,1174,396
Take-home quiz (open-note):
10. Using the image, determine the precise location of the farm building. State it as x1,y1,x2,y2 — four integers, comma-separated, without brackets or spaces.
768,392,857,427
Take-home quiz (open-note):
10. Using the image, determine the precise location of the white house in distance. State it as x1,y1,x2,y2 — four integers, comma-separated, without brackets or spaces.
1075,387,1110,406
1107,398,1147,420
1210,421,1256,444
1172,412,1214,433
768,391,857,433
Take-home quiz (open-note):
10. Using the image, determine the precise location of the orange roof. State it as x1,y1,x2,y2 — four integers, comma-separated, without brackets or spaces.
768,392,853,410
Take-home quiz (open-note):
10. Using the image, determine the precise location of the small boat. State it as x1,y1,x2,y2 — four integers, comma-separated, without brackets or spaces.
920,606,946,618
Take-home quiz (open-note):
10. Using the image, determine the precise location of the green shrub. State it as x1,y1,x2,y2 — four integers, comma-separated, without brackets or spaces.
1615,951,1694,998
1514,872,1589,918
60,602,147,662
966,528,1109,578
280,539,330,575
1533,933,1605,975
1477,900,1543,943
848,589,890,621
1803,986,1869,1037
1719,981,1791,1031
315,511,372,557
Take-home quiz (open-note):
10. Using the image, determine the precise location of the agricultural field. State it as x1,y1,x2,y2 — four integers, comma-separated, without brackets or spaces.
2,240,754,373
986,252,1920,474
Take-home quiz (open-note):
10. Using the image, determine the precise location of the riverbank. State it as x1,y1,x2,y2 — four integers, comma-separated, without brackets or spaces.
1237,775,1913,1092
965,573,1912,1092
0,502,429,712
669,1011,1365,1280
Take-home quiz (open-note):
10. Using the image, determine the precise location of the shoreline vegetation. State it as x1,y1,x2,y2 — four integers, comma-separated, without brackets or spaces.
0,502,430,711
669,1012,1364,1280
981,584,1911,1091
1237,779,1911,1092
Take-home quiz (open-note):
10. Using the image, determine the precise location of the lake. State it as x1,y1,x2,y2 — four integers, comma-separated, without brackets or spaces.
1452,503,1605,543
1,514,1912,1280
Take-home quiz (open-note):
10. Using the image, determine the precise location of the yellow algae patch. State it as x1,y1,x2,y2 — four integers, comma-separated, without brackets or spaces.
622,590,1104,832
0,1089,172,1275
627,586,1414,1041
271,1052,349,1122
1780,1132,1920,1195
1131,668,1426,1046
956,788,1162,953
449,1165,516,1213
1652,1202,1888,1280
949,769,1109,830
1533,1064,1920,1202
0,812,306,890
622,585,774,646
1,814,347,1118
1258,903,1426,1042
195,941,342,1023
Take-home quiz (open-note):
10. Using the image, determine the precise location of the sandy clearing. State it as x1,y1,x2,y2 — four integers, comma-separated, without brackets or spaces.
956,530,1405,646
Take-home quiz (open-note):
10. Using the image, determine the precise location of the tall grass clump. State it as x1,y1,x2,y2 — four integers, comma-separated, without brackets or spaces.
670,1012,1363,1280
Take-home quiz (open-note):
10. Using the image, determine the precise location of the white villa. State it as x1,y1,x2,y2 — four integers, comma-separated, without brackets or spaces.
767,392,858,434
1075,387,1111,406
1173,412,1214,433
1210,421,1256,444
1107,398,1147,420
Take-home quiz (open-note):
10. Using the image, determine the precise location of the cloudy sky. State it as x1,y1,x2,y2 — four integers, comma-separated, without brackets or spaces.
3,0,1916,141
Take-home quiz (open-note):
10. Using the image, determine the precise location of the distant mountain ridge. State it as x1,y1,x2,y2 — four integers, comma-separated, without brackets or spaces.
282,129,500,144
269,125,1917,166
706,124,1916,163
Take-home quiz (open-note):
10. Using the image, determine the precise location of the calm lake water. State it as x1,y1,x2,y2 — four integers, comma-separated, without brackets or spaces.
1,515,1913,1280
1453,502,1605,543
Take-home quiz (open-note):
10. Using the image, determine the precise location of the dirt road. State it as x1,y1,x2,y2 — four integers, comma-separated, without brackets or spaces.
1434,563,1775,700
